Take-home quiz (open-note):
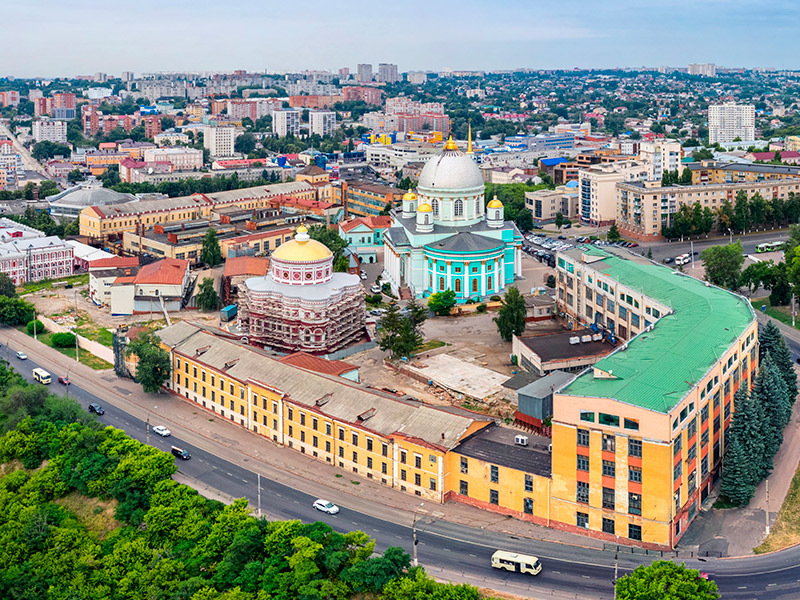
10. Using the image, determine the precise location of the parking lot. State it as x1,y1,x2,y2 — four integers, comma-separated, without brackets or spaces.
521,232,643,268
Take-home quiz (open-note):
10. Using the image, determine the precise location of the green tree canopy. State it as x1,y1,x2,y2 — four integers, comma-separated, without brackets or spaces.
721,387,762,505
126,331,172,394
700,242,743,289
201,228,223,267
607,224,622,242
234,132,256,155
427,290,456,316
0,272,16,298
494,286,527,342
616,561,720,600
196,277,220,312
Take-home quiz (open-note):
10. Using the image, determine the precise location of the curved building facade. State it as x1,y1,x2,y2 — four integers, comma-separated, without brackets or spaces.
383,138,522,301
238,225,365,353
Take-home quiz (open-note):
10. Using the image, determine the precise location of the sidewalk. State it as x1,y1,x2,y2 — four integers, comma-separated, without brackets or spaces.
4,326,609,553
677,313,800,557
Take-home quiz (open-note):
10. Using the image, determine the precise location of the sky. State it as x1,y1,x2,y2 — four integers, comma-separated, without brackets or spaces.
3,0,798,77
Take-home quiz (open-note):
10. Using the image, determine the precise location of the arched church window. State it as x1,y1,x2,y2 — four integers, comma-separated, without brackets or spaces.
475,196,481,214
432,198,439,216
487,275,493,290
454,199,463,217
472,279,478,293
423,215,429,224
439,276,444,290
455,279,461,293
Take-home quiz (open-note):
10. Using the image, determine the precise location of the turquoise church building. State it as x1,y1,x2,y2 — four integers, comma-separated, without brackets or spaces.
383,138,522,301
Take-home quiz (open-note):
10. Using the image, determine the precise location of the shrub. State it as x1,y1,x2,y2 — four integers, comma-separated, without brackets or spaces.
476,303,488,313
26,319,45,335
489,295,501,302
52,332,77,348
372,294,383,303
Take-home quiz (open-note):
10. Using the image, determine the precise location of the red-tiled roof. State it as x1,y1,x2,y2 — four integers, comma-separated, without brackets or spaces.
339,215,392,233
750,151,800,160
278,352,358,376
133,258,189,285
89,256,139,270
223,256,271,278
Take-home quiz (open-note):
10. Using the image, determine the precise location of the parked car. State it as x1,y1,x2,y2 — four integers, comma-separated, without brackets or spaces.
171,446,191,460
88,403,104,415
313,499,340,514
370,285,382,294
664,257,674,264
58,376,70,385
558,235,567,240
15,351,27,360
152,425,171,437
360,273,368,280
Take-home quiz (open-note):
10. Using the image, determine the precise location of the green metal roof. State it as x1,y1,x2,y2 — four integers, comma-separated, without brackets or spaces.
560,247,755,414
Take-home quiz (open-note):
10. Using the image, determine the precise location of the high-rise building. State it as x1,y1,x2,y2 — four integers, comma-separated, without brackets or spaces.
407,71,428,85
638,139,683,180
338,67,350,79
687,63,717,77
708,103,755,144
121,71,135,82
141,115,162,139
32,119,68,144
357,63,373,83
204,126,237,157
94,72,108,83
309,111,336,137
577,160,651,226
272,109,301,137
378,63,399,84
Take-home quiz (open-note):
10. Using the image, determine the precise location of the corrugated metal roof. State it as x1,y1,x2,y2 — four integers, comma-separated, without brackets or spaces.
559,247,755,414
159,323,490,449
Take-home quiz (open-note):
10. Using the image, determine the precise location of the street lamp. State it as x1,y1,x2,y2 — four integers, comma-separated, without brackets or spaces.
412,502,425,567
727,228,733,245
146,405,157,444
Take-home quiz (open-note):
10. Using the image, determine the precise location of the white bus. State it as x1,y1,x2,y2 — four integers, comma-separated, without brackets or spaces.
491,550,543,576
756,242,784,253
32,368,51,384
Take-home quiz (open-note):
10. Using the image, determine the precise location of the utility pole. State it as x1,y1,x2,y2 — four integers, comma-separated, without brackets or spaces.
614,534,619,599
258,473,262,518
766,478,770,535
412,502,424,567
792,296,796,328
33,309,37,341
690,241,694,269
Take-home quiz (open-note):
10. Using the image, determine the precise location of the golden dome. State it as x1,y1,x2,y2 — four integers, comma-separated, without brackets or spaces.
271,225,333,262
443,136,458,151
487,195,503,209
403,191,418,201
417,202,433,213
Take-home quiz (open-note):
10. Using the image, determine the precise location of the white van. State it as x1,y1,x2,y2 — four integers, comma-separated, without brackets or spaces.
32,368,52,384
674,254,691,266
491,550,542,576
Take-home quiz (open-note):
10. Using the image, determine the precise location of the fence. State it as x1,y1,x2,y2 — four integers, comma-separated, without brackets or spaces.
37,315,115,364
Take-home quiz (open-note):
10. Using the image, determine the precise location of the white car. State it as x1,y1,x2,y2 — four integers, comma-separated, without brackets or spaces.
360,273,368,280
15,351,27,360
370,285,382,294
313,499,340,514
152,425,171,437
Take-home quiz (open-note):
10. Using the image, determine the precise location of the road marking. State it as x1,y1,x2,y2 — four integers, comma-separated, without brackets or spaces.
469,554,477,558
582,575,590,579
443,548,450,552
241,479,248,483
768,583,777,587
395,535,402,539
738,586,748,589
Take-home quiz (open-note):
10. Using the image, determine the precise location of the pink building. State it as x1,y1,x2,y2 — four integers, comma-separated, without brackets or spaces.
343,86,382,105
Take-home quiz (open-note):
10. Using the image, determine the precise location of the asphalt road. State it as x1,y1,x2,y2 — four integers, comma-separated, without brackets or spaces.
0,120,47,176
7,343,800,599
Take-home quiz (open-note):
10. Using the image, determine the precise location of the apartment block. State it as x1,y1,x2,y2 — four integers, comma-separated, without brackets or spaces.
204,126,237,157
577,160,650,226
638,139,683,180
525,188,580,224
709,104,755,144
343,86,382,105
142,147,203,171
272,109,301,137
357,63,373,82
309,111,336,137
550,246,756,548
338,180,404,218
688,63,716,77
378,63,399,84
32,119,68,144
616,177,800,241
688,160,800,185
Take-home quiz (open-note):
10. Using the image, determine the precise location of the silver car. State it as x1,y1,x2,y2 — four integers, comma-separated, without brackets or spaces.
313,499,340,514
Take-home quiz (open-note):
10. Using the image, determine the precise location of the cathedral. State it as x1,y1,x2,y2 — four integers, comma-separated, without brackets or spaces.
237,225,365,354
383,137,522,301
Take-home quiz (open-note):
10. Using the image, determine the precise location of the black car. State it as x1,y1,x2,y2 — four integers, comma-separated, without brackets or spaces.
88,403,104,415
171,446,191,460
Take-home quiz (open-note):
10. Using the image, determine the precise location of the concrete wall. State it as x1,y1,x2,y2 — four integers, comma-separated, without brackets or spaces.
38,315,115,364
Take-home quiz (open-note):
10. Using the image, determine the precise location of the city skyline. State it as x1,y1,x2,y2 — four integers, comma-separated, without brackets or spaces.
3,0,798,77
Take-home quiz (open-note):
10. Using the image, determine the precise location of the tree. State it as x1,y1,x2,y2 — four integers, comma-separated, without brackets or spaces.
615,561,719,600
0,272,16,298
755,353,791,470
26,319,45,336
196,277,219,312
738,260,775,294
200,228,222,267
732,191,750,233
721,388,763,505
234,132,256,155
679,167,693,184
51,332,77,348
126,331,172,394
307,224,348,263
31,141,70,161
759,321,798,402
554,211,564,230
67,169,84,184
405,298,427,329
427,290,456,316
700,242,743,289
546,274,556,288
0,296,34,326
607,224,622,242
494,286,527,342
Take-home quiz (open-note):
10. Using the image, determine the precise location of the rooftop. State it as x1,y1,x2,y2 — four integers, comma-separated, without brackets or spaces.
133,258,189,285
223,256,270,278
453,422,551,477
559,246,755,413
518,329,612,362
278,352,358,377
